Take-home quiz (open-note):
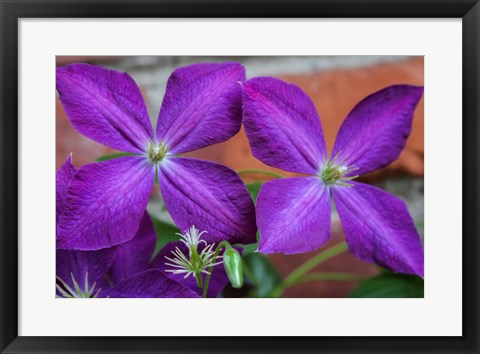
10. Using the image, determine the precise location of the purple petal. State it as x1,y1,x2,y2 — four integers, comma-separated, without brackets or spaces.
332,181,424,277
158,157,257,245
257,177,331,254
56,154,76,225
156,62,245,154
151,241,230,298
242,77,327,174
108,212,157,284
103,270,199,298
56,64,154,154
56,248,116,292
57,156,155,250
332,85,424,176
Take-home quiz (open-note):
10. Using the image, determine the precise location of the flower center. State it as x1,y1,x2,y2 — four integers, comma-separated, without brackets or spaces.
164,226,223,279
148,141,168,163
320,153,358,187
56,272,102,298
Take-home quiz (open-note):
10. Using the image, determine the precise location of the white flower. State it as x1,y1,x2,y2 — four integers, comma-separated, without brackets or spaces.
178,225,207,255
164,226,223,278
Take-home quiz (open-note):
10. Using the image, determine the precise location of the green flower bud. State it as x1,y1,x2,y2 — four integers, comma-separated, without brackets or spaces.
223,248,243,289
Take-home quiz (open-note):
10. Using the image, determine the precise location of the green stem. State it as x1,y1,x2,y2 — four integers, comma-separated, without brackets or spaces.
202,241,229,298
190,249,204,289
270,271,361,298
269,242,348,297
195,273,203,289
297,272,363,284
237,169,284,179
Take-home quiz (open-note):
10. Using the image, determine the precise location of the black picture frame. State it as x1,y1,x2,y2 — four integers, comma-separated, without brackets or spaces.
1,1,478,353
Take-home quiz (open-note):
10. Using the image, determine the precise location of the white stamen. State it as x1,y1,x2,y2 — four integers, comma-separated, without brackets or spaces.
56,272,102,298
165,226,222,278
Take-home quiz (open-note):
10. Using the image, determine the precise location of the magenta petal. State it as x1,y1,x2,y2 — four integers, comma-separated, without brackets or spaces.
332,181,424,277
57,64,154,154
56,154,76,225
158,157,257,245
257,177,331,254
156,62,245,154
108,212,157,284
103,270,199,298
332,85,424,176
242,77,327,174
57,156,155,250
151,241,230,298
56,248,116,292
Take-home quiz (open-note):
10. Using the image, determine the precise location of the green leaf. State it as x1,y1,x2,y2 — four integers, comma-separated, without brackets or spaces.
415,219,424,231
348,272,424,298
415,219,424,238
151,217,180,255
243,253,281,297
246,181,262,203
96,152,132,162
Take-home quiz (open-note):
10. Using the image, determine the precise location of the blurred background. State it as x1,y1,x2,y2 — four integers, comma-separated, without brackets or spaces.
56,56,424,297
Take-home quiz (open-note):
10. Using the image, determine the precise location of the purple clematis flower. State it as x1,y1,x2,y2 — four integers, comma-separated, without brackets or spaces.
56,62,257,251
242,77,424,277
56,156,199,298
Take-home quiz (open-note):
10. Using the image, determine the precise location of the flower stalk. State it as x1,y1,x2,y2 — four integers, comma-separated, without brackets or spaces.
269,242,349,297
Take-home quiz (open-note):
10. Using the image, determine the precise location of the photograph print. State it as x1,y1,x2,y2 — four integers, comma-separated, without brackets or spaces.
55,55,424,299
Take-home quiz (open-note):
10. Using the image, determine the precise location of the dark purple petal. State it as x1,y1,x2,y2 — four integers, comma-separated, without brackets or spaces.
332,85,424,176
56,248,116,292
156,62,245,154
158,157,257,245
103,270,199,298
242,77,327,174
56,154,76,225
332,181,424,277
57,156,155,250
257,177,331,254
108,212,157,284
56,64,154,154
151,241,229,298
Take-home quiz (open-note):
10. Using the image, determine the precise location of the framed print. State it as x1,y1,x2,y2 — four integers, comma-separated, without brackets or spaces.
1,1,479,353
